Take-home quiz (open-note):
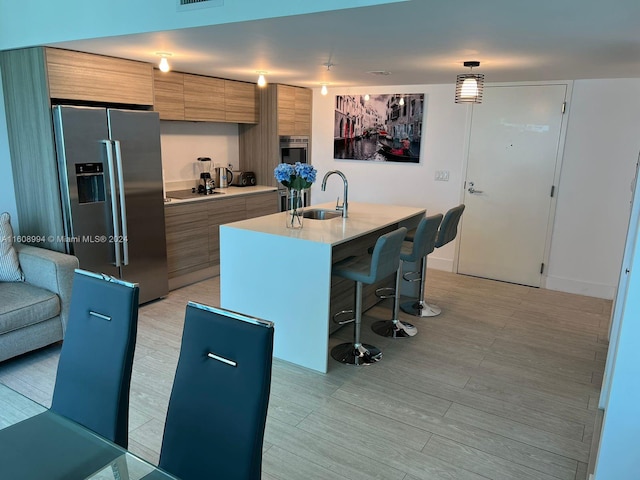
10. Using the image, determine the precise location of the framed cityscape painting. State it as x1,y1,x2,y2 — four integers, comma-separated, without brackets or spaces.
334,93,426,163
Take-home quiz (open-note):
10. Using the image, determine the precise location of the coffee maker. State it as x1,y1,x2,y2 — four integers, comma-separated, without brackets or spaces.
197,157,214,194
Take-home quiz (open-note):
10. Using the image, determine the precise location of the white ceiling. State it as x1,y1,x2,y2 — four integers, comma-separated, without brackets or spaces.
52,0,640,89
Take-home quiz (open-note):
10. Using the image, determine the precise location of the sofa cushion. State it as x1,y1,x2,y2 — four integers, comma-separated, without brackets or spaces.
0,212,24,282
0,283,60,334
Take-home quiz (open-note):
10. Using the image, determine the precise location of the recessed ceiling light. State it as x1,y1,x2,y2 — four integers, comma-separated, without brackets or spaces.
256,71,267,87
368,70,391,76
155,52,173,72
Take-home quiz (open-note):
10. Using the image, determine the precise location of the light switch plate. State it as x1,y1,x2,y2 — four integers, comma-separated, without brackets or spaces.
434,170,450,181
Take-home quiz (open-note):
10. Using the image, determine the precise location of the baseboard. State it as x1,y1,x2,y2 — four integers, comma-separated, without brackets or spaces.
168,266,219,291
428,257,454,272
587,409,604,479
544,275,615,300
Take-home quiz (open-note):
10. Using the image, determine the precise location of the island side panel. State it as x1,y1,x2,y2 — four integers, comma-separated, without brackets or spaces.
220,225,333,373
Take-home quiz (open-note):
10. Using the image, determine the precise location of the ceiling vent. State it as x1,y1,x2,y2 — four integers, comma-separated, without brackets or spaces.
177,0,223,11
368,70,392,76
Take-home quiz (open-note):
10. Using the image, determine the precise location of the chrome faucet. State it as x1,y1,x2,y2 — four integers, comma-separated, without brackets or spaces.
321,170,348,218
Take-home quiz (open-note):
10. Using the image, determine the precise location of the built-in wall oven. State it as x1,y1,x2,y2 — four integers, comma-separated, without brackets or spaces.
278,135,310,211
279,136,308,165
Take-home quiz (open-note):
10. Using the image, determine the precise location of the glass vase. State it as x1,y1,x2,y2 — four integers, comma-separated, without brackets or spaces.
285,188,304,229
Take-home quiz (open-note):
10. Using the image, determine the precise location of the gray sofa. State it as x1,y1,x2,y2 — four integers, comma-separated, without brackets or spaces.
0,244,78,362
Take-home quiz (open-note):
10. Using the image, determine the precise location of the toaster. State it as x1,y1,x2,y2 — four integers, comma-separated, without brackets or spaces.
231,171,257,187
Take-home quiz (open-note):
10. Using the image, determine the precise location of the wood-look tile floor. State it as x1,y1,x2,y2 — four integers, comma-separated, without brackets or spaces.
0,270,611,480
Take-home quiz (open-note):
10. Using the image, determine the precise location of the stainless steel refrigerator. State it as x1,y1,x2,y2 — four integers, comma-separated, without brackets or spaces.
53,105,168,304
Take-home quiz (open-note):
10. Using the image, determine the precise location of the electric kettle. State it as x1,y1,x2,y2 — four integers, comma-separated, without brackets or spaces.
215,166,234,188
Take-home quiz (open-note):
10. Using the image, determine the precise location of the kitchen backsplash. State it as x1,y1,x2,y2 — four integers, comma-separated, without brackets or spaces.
160,121,240,191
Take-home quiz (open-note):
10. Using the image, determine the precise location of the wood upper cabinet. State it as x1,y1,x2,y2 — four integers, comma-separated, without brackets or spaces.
153,73,258,124
276,84,296,136
225,80,258,124
183,74,225,122
277,84,312,136
153,70,185,120
294,87,312,136
45,48,154,105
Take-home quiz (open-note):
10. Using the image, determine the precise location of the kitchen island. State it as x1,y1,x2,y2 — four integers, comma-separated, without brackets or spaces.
219,202,425,373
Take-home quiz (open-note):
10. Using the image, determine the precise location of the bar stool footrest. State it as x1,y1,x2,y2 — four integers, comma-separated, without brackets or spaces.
375,287,396,300
402,271,421,282
332,310,355,325
331,342,382,365
400,300,442,317
372,319,417,338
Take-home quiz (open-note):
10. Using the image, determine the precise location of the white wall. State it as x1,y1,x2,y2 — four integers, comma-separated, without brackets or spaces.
0,64,19,234
160,121,239,190
310,79,640,298
594,218,640,477
310,84,468,271
547,79,640,298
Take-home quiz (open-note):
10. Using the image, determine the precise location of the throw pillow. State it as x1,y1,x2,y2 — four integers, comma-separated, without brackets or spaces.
0,212,25,282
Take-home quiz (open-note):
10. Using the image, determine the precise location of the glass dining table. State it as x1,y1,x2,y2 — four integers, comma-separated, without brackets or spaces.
0,382,178,480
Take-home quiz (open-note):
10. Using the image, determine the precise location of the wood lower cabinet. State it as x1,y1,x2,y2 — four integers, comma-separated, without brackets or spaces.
164,202,210,278
164,191,278,280
46,48,154,106
245,191,280,218
207,197,246,265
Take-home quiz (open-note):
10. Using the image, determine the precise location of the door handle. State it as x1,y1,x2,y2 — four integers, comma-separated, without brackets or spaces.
103,140,122,267
468,182,484,194
113,140,129,266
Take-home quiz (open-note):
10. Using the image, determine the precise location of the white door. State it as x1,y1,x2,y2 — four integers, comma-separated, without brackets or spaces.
458,84,568,287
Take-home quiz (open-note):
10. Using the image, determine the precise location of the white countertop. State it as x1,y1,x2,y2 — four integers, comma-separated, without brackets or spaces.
164,185,277,205
222,201,425,246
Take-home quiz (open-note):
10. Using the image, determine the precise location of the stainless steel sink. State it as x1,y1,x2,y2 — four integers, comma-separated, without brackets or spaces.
302,208,342,220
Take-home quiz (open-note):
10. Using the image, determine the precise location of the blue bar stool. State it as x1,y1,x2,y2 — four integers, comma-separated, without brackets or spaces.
372,214,443,337
331,227,407,365
401,205,465,317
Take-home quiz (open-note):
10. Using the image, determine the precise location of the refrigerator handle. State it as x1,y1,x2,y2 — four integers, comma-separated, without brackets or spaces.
103,140,122,267
113,140,129,266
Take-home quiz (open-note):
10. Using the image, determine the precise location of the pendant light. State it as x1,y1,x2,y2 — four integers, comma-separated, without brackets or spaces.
455,61,484,104
321,61,334,96
156,52,172,73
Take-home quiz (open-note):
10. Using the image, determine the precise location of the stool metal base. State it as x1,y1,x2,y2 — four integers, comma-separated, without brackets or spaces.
400,300,442,317
371,320,417,338
331,343,382,365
